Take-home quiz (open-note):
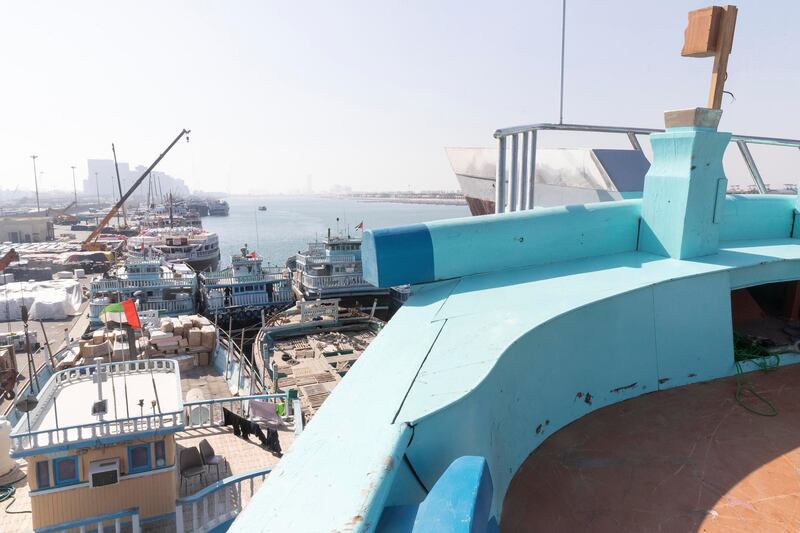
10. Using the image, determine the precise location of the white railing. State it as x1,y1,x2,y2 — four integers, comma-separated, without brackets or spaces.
301,272,365,290
11,360,183,455
139,299,195,314
297,253,358,266
175,467,271,533
92,277,194,290
205,289,293,311
34,507,140,533
201,272,288,285
183,393,290,428
492,122,800,214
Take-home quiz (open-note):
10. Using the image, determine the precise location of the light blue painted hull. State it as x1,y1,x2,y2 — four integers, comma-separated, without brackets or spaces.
230,122,800,532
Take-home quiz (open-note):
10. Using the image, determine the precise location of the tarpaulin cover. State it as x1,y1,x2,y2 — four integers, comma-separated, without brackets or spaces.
0,279,83,321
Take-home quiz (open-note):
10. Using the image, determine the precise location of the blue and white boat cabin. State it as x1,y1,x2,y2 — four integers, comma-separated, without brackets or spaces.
88,257,197,326
292,232,392,319
199,247,293,327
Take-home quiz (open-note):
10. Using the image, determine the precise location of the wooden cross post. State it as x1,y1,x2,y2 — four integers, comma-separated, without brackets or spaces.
681,5,738,110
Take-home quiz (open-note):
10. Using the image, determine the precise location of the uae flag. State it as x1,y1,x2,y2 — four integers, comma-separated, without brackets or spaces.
99,300,141,328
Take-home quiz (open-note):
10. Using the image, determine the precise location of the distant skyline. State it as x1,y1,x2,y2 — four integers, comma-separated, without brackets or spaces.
1,1,798,195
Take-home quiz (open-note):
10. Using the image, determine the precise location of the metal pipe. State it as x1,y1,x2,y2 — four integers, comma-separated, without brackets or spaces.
494,122,800,149
559,0,567,124
736,141,767,194
30,155,40,213
509,134,519,212
492,122,800,202
528,130,538,209
520,131,529,210
495,136,507,214
627,132,643,152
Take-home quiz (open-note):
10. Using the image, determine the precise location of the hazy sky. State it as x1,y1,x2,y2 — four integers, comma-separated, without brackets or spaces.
1,1,798,195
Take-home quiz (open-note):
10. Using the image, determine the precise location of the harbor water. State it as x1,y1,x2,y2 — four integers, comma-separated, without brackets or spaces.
201,195,469,268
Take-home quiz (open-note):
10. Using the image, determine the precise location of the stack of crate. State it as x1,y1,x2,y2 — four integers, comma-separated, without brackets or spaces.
142,314,217,366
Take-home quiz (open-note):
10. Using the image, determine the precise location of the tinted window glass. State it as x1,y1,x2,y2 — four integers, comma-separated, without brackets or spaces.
129,445,151,473
154,441,166,467
35,461,50,488
54,457,78,485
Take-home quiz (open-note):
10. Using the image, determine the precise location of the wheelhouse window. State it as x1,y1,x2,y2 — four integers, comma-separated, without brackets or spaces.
128,444,151,474
35,461,50,489
154,441,166,468
53,456,79,487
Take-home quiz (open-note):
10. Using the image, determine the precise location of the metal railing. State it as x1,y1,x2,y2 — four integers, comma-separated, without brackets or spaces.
301,272,365,290
201,271,287,284
296,253,359,266
183,393,291,428
138,299,195,314
34,507,140,533
492,122,800,214
91,277,195,290
175,467,271,533
11,359,183,455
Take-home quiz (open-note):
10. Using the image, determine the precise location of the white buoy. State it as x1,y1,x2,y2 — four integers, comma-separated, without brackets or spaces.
0,416,16,477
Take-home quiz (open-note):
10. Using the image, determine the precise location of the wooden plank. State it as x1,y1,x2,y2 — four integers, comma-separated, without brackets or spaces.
707,5,738,109
682,6,723,57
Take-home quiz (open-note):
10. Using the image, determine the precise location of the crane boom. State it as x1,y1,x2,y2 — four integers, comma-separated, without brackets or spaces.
112,143,129,227
83,128,190,250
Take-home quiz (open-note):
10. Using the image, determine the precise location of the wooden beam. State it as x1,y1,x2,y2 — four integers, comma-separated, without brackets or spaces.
707,5,738,109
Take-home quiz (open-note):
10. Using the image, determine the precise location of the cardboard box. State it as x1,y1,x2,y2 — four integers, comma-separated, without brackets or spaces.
197,352,209,366
85,340,111,358
187,328,202,347
200,325,216,349
92,330,105,345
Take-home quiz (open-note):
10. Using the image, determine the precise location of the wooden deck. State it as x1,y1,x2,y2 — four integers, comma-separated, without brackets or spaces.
502,363,800,532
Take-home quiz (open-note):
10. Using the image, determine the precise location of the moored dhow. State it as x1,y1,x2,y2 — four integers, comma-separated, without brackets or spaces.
230,7,800,531
199,246,294,328
291,231,392,319
126,227,220,271
88,257,197,325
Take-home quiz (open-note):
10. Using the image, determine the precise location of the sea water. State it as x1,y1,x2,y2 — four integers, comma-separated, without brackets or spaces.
201,195,469,268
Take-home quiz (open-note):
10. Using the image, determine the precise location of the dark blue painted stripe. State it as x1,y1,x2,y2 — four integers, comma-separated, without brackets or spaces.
362,224,434,288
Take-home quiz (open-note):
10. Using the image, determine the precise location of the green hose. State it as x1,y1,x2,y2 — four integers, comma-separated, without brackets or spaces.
0,473,30,514
733,333,779,417
0,483,14,503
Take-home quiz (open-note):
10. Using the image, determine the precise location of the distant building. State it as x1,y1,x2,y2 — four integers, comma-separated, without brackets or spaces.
0,216,54,243
83,160,189,201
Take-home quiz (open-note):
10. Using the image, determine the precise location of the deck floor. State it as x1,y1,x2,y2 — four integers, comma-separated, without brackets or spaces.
502,363,800,532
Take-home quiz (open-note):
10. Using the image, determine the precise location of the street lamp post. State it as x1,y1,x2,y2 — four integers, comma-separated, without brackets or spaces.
70,166,78,205
30,155,40,213
94,171,100,206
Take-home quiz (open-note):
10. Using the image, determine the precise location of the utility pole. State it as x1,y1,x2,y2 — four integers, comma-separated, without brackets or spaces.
94,171,100,205
30,155,40,213
70,166,78,206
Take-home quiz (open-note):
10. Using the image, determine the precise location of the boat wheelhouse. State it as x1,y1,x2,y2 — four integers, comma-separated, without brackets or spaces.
233,105,800,531
88,257,197,325
126,227,220,271
208,200,229,216
9,359,184,531
292,233,391,319
199,248,294,327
